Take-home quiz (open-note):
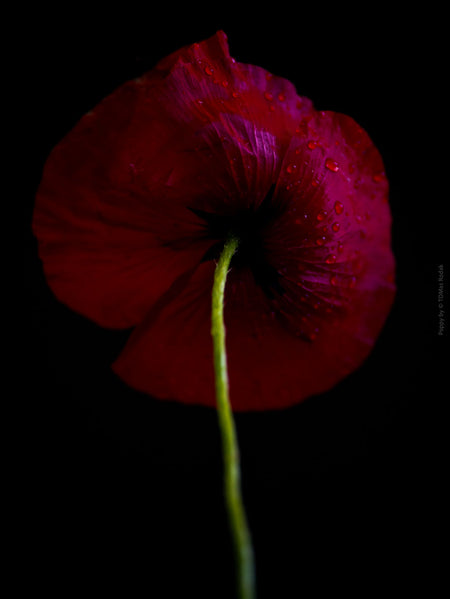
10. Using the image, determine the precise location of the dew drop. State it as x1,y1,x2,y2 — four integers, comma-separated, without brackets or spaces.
348,276,357,289
373,171,385,183
196,99,204,105
269,105,275,112
325,158,340,172
286,163,297,174
334,201,344,215
316,209,327,221
332,222,340,232
264,91,273,101
278,93,286,101
330,275,339,286
307,140,318,149
311,177,320,187
232,91,239,98
337,242,344,253
315,236,326,246
265,72,273,81
204,66,214,76
326,254,337,264
321,225,328,232
222,80,229,88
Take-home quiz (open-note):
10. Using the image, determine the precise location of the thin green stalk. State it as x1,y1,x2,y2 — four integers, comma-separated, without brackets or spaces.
211,235,255,599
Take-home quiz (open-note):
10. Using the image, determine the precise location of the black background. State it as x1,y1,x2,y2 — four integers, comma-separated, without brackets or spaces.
23,6,445,598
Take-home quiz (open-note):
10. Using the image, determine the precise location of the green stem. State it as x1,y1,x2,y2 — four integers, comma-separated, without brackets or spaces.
211,235,256,599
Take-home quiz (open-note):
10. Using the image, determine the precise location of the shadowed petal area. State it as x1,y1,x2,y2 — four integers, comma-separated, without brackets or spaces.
112,250,394,411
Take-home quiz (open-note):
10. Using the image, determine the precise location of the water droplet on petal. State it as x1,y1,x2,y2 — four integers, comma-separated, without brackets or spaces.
315,236,326,246
264,91,273,101
373,171,385,183
348,276,357,289
222,80,229,88
330,275,338,286
232,91,239,98
269,105,275,112
196,99,204,105
204,66,214,76
326,254,337,264
325,158,340,172
278,93,286,101
286,163,297,174
337,242,344,253
334,201,344,215
316,210,327,221
308,140,318,149
311,177,320,187
332,222,340,232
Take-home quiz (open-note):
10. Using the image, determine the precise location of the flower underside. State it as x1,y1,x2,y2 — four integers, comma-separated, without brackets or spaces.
190,184,284,298
33,30,396,410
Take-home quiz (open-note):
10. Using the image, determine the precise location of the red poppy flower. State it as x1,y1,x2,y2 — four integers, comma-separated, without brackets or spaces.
33,31,395,411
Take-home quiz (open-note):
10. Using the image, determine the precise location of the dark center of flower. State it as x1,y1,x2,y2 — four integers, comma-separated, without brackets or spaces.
190,184,284,298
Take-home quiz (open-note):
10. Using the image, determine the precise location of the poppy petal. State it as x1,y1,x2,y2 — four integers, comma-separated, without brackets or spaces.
33,31,313,328
112,244,393,411
112,111,395,411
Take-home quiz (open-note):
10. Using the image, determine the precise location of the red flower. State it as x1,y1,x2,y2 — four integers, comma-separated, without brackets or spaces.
33,31,395,411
